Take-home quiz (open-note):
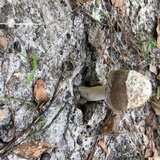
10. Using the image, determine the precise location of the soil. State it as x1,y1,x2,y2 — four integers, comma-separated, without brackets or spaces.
0,0,160,160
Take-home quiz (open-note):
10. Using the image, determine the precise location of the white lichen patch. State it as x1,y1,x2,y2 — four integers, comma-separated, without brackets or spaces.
126,70,152,109
126,0,157,34
0,105,10,127
0,108,7,121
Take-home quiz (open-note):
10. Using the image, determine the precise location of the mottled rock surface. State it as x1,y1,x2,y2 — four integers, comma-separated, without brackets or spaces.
0,0,159,160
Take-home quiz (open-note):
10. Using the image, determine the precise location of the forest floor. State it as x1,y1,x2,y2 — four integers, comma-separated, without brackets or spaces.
0,0,160,160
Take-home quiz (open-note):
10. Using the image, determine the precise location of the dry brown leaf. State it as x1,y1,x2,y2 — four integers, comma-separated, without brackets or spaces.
98,139,107,153
149,140,159,160
0,37,8,49
111,0,126,7
144,148,152,158
156,24,160,34
157,87,160,100
14,141,51,159
76,0,93,3
101,119,114,134
34,79,48,111
112,114,122,133
149,64,157,75
100,111,114,134
145,126,152,138
151,101,160,116
156,25,160,49
157,36,160,49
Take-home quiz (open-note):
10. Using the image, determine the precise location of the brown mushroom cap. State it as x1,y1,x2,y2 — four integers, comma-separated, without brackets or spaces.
106,70,129,110
106,70,152,110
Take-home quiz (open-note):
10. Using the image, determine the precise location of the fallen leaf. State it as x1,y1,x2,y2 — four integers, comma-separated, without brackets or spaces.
34,79,48,112
156,25,160,49
100,110,114,134
0,37,8,49
149,140,159,160
149,64,157,75
14,141,51,159
145,126,152,138
144,148,152,158
98,139,107,153
157,87,160,100
143,135,150,147
151,101,160,116
111,0,126,7
112,114,122,133
157,36,160,49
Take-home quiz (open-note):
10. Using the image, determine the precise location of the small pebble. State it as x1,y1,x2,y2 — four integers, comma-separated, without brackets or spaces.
40,153,51,160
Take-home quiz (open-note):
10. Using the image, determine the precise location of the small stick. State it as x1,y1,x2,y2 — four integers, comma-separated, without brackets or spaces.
88,140,98,160
0,76,62,155
7,84,16,136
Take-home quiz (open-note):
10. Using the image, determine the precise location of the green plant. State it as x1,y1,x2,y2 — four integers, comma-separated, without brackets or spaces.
141,54,153,64
19,52,38,88
37,119,47,129
146,38,157,53
135,29,144,47
0,96,35,105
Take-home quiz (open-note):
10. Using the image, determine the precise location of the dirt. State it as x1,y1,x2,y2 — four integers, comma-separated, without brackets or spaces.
0,0,160,160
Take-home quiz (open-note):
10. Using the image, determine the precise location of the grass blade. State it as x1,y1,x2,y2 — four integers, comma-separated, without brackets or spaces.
33,53,38,69
25,69,35,88
0,96,35,105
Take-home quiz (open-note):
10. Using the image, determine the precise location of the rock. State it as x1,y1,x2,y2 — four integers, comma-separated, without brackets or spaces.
40,153,51,160
0,105,10,127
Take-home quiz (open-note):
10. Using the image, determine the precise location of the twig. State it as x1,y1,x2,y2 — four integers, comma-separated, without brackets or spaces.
79,9,108,26
87,110,114,159
0,78,61,155
88,139,98,160
0,65,83,156
6,84,16,136
96,36,112,68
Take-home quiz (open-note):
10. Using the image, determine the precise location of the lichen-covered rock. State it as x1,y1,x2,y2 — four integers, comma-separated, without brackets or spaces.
0,105,10,127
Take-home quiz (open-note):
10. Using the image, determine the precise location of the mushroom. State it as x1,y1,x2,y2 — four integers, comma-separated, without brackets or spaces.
79,70,152,111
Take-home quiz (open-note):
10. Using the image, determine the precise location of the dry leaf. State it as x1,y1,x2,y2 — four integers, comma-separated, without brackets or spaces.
101,119,114,134
157,36,160,49
144,148,153,158
14,141,51,159
156,25,160,49
157,87,160,100
34,79,48,111
149,64,157,75
111,0,126,7
151,101,160,116
112,114,122,133
98,139,107,153
149,140,159,160
0,37,8,49
100,110,114,134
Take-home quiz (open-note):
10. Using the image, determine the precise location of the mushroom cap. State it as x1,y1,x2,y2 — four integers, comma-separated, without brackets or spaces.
106,70,152,110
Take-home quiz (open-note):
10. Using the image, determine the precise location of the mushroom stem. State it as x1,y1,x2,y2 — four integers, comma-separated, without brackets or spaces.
79,85,107,101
